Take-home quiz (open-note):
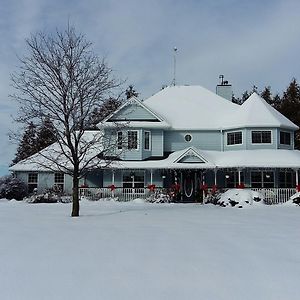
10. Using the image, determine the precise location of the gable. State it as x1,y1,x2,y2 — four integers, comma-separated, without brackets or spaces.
174,148,208,164
108,104,160,122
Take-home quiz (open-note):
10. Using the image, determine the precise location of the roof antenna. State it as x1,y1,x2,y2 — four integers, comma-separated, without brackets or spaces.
171,47,178,86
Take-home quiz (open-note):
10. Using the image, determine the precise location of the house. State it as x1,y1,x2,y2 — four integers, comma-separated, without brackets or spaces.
10,82,300,202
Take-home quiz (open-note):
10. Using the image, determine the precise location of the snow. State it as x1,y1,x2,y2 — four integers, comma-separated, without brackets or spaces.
1,200,300,300
144,85,239,130
217,188,264,207
143,86,298,130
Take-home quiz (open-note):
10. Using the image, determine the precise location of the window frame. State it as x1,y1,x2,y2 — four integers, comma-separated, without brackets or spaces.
227,131,243,146
122,171,145,192
117,131,123,149
127,130,139,150
251,130,272,144
184,134,193,143
144,131,151,151
250,170,274,188
54,172,64,192
28,172,38,193
279,131,291,145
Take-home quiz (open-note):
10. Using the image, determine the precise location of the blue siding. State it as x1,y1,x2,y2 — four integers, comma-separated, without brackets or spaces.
164,130,221,152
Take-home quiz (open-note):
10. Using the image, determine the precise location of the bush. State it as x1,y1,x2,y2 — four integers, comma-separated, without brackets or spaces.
25,187,72,204
0,175,28,200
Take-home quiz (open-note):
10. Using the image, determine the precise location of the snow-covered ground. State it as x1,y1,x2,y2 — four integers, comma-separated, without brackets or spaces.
0,200,299,300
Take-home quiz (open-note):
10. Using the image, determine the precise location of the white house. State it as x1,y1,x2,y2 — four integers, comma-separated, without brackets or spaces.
10,82,300,202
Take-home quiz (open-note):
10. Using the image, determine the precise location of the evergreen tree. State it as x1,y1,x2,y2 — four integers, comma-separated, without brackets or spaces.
278,78,300,149
87,97,122,129
36,117,57,151
12,122,37,164
125,85,139,99
260,86,274,105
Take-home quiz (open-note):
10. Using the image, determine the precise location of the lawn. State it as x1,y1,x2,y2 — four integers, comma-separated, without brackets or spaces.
0,200,299,300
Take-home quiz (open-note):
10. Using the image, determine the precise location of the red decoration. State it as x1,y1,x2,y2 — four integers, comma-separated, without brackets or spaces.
237,183,245,189
296,185,300,192
200,184,208,191
80,184,89,188
212,184,218,193
172,183,180,192
147,184,156,192
108,184,116,191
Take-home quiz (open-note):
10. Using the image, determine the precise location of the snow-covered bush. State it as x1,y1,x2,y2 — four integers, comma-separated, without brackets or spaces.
25,187,71,203
146,189,171,203
0,175,28,200
216,189,264,208
285,192,300,206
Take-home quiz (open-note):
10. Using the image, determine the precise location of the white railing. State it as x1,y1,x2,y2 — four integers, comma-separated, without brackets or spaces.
251,188,296,204
79,187,297,204
79,187,153,202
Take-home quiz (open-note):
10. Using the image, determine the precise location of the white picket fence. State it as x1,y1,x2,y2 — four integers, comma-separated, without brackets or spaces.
251,188,296,204
79,187,152,202
79,187,297,204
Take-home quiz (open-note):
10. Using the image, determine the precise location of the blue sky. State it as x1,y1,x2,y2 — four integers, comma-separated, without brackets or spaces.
1,0,300,175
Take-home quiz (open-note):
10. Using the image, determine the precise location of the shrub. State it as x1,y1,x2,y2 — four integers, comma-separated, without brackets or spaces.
0,175,28,200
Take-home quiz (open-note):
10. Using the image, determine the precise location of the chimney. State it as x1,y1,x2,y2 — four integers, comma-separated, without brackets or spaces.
216,75,232,101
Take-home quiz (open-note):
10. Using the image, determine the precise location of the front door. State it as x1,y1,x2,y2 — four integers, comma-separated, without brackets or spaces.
181,171,201,202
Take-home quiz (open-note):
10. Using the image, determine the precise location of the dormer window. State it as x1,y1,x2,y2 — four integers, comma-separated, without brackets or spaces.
280,131,291,145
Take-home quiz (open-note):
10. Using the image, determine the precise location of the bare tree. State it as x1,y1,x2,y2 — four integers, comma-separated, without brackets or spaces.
11,27,123,216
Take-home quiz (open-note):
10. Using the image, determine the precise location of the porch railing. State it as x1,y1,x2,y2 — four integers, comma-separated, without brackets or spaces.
250,188,296,204
79,187,154,202
79,187,297,204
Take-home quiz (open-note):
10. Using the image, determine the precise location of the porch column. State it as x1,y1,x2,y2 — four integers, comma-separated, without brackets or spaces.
150,169,153,185
214,168,217,186
295,169,299,187
180,171,183,201
238,169,242,185
112,170,115,185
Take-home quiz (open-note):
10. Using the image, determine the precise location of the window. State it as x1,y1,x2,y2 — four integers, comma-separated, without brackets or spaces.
252,131,272,144
128,130,138,150
227,131,242,145
279,171,294,188
184,134,192,142
225,171,244,188
28,173,38,193
280,131,291,145
251,171,274,188
144,131,151,150
117,131,123,149
54,173,64,192
122,172,145,192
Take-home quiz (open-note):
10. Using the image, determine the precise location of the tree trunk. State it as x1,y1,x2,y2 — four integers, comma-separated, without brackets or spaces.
72,170,80,217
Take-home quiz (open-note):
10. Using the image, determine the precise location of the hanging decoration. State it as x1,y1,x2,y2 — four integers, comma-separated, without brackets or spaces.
296,184,300,192
108,184,116,191
237,183,245,189
147,184,156,192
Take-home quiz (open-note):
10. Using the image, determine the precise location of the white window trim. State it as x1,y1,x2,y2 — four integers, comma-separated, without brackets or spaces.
226,131,243,146
28,172,38,184
144,131,151,151
251,130,273,145
279,130,291,145
127,130,139,151
54,172,65,190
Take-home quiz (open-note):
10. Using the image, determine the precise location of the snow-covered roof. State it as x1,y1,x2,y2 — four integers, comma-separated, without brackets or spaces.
9,131,104,172
142,86,298,131
106,147,300,170
143,85,239,130
100,120,171,129
223,93,298,130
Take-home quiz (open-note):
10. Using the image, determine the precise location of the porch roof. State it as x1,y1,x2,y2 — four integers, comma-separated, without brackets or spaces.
107,148,300,170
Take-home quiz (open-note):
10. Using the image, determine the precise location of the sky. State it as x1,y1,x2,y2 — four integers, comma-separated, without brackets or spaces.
1,0,300,175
